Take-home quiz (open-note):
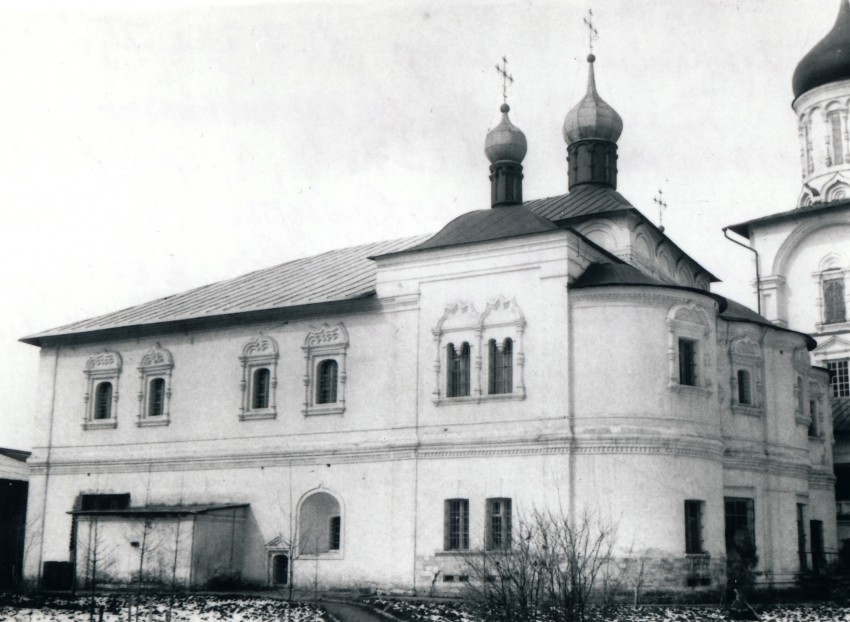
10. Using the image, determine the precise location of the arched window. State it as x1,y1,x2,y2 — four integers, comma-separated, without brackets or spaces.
317,360,338,404
829,110,845,166
446,342,470,398
94,382,113,420
824,278,846,324
252,368,271,410
148,378,166,417
299,491,342,555
488,338,513,394
737,370,751,405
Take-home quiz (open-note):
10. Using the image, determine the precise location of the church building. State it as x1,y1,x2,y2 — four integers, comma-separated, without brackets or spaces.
727,0,850,555
21,9,838,593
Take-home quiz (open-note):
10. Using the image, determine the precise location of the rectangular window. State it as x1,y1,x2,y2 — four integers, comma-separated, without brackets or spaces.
809,400,819,437
737,369,752,405
447,343,471,398
724,497,755,555
486,498,512,550
329,516,341,550
828,359,850,397
797,503,808,572
684,500,704,554
824,278,846,324
80,493,130,511
488,339,514,395
444,499,469,551
811,520,825,573
830,111,845,166
678,338,697,386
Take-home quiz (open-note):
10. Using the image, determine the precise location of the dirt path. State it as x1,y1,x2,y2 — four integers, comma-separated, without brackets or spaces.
321,601,388,622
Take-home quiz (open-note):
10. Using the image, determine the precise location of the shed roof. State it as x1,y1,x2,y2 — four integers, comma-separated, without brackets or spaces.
726,198,850,238
69,503,249,517
833,398,850,434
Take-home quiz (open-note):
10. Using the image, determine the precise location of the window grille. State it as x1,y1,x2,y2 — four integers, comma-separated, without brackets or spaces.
329,516,341,550
446,343,471,398
94,382,113,420
488,339,513,395
828,359,850,397
252,368,271,410
678,338,697,386
824,279,846,324
444,499,469,551
737,370,751,405
486,498,512,550
317,360,338,404
147,378,165,417
684,500,704,554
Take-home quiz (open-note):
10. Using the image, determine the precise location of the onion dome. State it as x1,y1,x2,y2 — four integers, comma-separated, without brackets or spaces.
485,104,528,163
563,54,623,144
793,0,850,98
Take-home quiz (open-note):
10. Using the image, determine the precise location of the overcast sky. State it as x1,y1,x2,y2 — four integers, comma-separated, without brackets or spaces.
0,0,841,450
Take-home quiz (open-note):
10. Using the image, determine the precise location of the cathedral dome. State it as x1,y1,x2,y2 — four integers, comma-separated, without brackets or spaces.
793,0,850,98
485,104,528,163
563,54,623,144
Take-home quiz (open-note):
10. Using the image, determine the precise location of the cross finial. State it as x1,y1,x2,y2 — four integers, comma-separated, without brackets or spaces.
653,188,668,233
583,9,599,54
495,56,514,104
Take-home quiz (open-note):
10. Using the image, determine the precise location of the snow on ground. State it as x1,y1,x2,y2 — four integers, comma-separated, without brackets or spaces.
0,595,328,622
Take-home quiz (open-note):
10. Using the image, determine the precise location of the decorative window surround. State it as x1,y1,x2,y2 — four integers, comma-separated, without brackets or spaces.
813,253,850,332
302,323,348,416
239,333,279,421
729,337,764,417
83,351,122,430
136,344,173,427
432,297,526,405
667,303,714,395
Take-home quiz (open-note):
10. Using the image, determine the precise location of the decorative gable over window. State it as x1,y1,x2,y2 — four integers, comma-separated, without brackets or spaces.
83,351,122,430
137,344,174,427
239,333,279,421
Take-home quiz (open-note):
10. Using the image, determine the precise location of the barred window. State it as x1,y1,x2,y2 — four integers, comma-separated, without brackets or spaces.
828,359,850,398
488,338,513,395
447,343,471,398
685,500,704,555
317,359,338,404
329,516,341,550
444,499,469,551
94,382,113,420
252,368,271,410
679,338,697,386
824,279,846,324
486,498,512,550
148,378,166,417
737,370,751,405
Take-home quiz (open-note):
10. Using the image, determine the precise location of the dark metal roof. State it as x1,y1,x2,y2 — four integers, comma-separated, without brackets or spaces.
726,198,850,238
720,299,817,350
524,184,633,221
570,262,726,310
69,503,248,517
22,235,429,346
834,398,850,433
793,0,850,98
402,206,559,253
0,448,30,463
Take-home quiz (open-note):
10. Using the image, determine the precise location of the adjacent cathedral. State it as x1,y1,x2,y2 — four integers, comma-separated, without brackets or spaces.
21,4,848,594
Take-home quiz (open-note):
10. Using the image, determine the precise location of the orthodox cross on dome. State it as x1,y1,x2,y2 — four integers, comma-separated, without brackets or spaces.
495,55,514,104
653,188,668,233
583,8,599,54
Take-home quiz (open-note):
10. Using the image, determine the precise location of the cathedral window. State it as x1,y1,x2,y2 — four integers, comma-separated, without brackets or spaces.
316,359,339,404
736,370,751,405
729,337,763,417
446,342,471,398
824,278,846,324
828,359,850,397
684,500,704,555
239,333,278,421
829,110,845,166
302,323,348,416
486,498,512,550
678,338,697,386
444,499,469,551
137,345,173,427
488,338,513,395
83,351,122,430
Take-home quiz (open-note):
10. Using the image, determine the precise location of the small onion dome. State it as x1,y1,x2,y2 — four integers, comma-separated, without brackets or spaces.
793,0,850,98
485,103,528,163
563,54,623,144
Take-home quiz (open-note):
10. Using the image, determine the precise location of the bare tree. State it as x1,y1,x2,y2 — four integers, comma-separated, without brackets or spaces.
79,516,116,622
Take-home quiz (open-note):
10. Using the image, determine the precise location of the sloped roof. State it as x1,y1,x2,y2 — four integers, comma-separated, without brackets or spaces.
720,299,817,350
70,503,248,517
834,398,850,434
524,184,633,221
726,198,850,238
22,235,429,346
400,206,559,253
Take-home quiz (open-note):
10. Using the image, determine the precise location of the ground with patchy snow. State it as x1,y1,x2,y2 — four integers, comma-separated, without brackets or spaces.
0,594,328,622
365,597,850,621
